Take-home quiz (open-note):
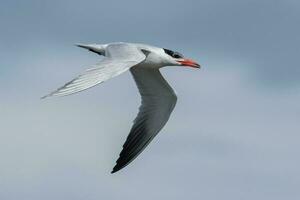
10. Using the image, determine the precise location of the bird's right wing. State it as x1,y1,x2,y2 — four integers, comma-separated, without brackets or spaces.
112,67,177,173
42,43,146,98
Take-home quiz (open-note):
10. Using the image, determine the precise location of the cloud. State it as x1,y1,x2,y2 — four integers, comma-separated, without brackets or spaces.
1,0,300,87
0,0,299,199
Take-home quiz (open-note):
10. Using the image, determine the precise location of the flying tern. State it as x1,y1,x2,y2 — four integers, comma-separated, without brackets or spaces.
43,42,200,173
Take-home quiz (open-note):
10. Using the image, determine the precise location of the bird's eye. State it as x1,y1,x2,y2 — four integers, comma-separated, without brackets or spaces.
163,48,184,59
172,52,183,59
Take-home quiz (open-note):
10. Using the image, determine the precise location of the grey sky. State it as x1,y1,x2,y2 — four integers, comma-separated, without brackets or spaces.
0,0,299,200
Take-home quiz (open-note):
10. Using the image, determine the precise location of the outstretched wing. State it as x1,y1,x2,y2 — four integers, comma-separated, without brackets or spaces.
42,43,146,98
112,68,177,173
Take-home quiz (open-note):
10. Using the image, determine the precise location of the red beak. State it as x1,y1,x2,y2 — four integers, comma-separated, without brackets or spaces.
178,59,201,68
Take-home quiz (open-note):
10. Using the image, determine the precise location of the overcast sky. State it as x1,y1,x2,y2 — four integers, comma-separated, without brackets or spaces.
0,0,299,200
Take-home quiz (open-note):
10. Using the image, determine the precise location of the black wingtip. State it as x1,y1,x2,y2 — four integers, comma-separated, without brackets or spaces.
111,164,122,174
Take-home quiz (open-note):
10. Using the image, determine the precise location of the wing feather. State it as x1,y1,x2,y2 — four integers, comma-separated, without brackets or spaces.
112,68,177,173
42,43,145,98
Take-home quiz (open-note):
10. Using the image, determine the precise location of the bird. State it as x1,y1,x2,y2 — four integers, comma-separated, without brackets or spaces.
43,42,200,173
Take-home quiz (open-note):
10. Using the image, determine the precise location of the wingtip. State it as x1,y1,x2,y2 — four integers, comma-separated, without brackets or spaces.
40,92,55,99
75,43,91,49
75,43,85,48
40,94,49,99
111,165,121,174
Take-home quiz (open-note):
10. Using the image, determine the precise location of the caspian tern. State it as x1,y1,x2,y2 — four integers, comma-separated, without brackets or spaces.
43,42,200,173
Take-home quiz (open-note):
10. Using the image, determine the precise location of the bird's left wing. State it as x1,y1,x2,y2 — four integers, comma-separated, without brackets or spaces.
112,67,177,173
42,43,146,98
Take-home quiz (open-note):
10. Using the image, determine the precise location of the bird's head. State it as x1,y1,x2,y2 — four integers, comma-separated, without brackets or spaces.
163,48,200,69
